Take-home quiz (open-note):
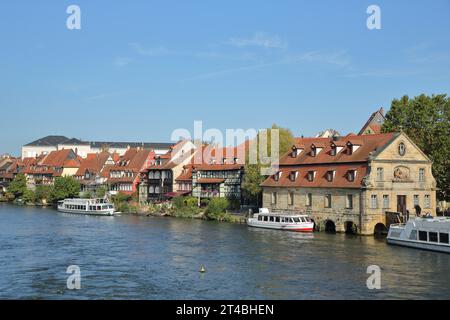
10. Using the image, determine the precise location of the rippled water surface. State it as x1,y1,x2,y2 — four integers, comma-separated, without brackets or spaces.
1,204,449,300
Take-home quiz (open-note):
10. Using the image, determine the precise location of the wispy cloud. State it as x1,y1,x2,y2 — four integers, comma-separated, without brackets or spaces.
342,69,421,78
287,50,351,66
181,50,351,82
180,61,284,82
404,42,450,64
113,57,133,67
227,32,287,49
129,43,172,56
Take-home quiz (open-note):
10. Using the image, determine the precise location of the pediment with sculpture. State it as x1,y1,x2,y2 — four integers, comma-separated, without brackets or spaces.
392,166,412,182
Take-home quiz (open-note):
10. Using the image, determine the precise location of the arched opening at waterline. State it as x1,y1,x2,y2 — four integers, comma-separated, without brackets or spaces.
374,223,388,236
345,221,358,235
325,220,336,233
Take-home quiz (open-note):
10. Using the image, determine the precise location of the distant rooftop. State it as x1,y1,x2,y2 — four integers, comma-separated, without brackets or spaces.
24,136,70,147
24,135,173,150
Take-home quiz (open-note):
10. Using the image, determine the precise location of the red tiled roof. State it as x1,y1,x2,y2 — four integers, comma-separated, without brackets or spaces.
280,133,395,166
175,165,193,182
40,149,80,168
75,152,111,176
261,164,367,189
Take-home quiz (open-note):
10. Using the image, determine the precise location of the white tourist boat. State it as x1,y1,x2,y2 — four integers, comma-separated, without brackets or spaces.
247,208,314,232
57,198,115,216
387,216,450,253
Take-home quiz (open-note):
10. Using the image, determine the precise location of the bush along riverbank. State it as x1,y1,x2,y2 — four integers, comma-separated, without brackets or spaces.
136,196,247,223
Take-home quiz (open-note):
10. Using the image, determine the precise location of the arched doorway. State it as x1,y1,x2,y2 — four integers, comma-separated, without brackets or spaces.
374,223,388,236
345,221,358,235
325,220,336,233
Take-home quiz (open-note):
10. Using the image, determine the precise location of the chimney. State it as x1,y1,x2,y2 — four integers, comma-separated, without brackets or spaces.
379,107,385,115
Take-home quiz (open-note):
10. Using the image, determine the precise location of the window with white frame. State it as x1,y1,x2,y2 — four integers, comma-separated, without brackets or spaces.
371,195,378,209
271,192,277,205
419,168,425,182
424,195,431,208
376,168,384,181
383,195,390,209
346,194,353,209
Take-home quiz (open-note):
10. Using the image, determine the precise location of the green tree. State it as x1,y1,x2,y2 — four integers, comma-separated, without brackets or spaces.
7,174,27,199
50,176,81,202
242,124,295,205
382,94,450,200
205,198,229,220
22,189,36,204
35,185,54,203
95,185,108,198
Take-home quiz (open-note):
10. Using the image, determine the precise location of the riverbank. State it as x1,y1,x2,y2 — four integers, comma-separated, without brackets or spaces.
0,198,248,225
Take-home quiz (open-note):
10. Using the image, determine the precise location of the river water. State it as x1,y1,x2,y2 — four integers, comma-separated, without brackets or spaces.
0,203,449,300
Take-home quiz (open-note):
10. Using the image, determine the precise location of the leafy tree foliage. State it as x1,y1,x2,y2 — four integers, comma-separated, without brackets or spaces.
382,94,450,200
50,176,81,202
242,124,295,205
7,174,27,199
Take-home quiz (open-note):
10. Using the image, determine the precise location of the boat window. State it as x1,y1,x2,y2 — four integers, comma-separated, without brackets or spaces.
429,232,438,243
263,216,268,222
275,217,280,223
409,230,417,240
258,215,262,221
418,231,428,242
439,233,449,244
293,218,300,223
269,216,274,222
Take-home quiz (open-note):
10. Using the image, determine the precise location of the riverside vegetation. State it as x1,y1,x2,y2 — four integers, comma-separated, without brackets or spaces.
0,174,243,223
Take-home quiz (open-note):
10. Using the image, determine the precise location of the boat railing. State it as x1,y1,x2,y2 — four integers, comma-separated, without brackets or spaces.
389,223,406,228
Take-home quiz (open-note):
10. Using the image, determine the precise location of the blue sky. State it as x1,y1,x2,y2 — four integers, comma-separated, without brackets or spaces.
1,0,449,155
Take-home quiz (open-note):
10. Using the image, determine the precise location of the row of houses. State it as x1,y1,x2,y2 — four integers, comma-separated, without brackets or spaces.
1,108,438,235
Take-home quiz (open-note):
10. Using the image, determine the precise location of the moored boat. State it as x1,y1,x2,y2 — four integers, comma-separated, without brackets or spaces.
387,216,450,253
57,198,115,216
247,208,314,232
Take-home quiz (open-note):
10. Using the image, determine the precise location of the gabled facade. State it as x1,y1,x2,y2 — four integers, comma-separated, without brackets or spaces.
74,152,115,193
22,149,81,189
261,132,436,235
190,144,246,201
106,148,155,195
0,157,23,194
138,140,196,202
358,107,386,135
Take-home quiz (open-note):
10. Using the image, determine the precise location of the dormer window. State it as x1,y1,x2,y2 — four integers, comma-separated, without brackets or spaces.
310,144,323,157
222,158,227,164
289,171,298,182
348,170,356,182
233,157,239,164
347,142,361,155
307,171,315,182
326,170,335,182
330,145,337,156
292,147,302,158
274,171,282,181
